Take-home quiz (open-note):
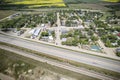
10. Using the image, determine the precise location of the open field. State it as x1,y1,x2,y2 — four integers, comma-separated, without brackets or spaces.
103,0,120,2
0,0,119,10
1,0,66,8
0,48,99,80
68,3,109,10
63,0,120,11
64,0,120,3
0,10,16,19
14,0,65,7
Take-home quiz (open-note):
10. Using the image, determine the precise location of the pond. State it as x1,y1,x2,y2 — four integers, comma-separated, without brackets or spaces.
91,45,101,51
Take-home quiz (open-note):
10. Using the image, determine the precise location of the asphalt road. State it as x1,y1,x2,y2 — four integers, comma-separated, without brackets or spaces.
0,34,120,73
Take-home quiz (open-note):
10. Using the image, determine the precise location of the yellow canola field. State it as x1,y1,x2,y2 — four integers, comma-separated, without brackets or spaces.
103,0,119,2
13,0,66,7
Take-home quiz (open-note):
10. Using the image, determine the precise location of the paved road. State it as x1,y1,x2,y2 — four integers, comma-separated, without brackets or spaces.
0,34,120,73
55,12,62,45
0,45,116,80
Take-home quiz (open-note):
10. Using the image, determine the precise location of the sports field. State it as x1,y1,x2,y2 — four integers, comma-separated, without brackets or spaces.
12,0,66,8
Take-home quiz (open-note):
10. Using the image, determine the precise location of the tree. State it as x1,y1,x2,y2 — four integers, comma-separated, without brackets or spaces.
91,36,98,42
117,40,120,46
41,32,49,37
108,35,117,43
88,30,94,35
105,40,112,47
116,52,120,57
51,31,55,37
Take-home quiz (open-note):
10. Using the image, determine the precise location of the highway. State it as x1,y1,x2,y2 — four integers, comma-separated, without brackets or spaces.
0,45,116,80
0,34,120,73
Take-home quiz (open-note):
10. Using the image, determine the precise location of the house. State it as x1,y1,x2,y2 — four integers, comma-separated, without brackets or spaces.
62,38,67,42
78,25,84,29
41,24,45,27
61,29,68,34
111,43,118,46
117,33,120,37
61,20,65,26
48,35,54,42
29,28,40,37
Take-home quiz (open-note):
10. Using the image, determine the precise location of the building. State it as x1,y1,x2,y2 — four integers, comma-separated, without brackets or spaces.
33,29,41,37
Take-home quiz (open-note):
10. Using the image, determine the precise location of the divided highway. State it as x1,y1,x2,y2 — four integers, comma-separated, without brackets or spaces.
0,34,120,73
0,45,115,80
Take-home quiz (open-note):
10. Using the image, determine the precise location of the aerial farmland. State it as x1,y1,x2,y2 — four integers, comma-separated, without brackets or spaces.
8,0,66,8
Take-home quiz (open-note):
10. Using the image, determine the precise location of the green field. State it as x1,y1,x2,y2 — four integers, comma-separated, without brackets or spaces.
64,0,120,3
0,0,119,9
64,0,120,11
103,0,120,2
0,0,119,19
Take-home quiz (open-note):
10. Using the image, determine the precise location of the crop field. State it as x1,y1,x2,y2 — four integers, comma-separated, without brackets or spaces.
64,0,120,3
64,0,101,3
103,0,120,2
11,0,66,8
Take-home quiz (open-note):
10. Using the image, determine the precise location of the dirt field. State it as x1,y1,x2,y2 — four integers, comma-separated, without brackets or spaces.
0,10,16,19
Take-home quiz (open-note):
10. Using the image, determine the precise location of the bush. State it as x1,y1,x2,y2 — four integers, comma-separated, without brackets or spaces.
41,31,49,37
116,52,120,57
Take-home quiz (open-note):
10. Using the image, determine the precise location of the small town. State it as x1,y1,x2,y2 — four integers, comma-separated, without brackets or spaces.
0,9,120,56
